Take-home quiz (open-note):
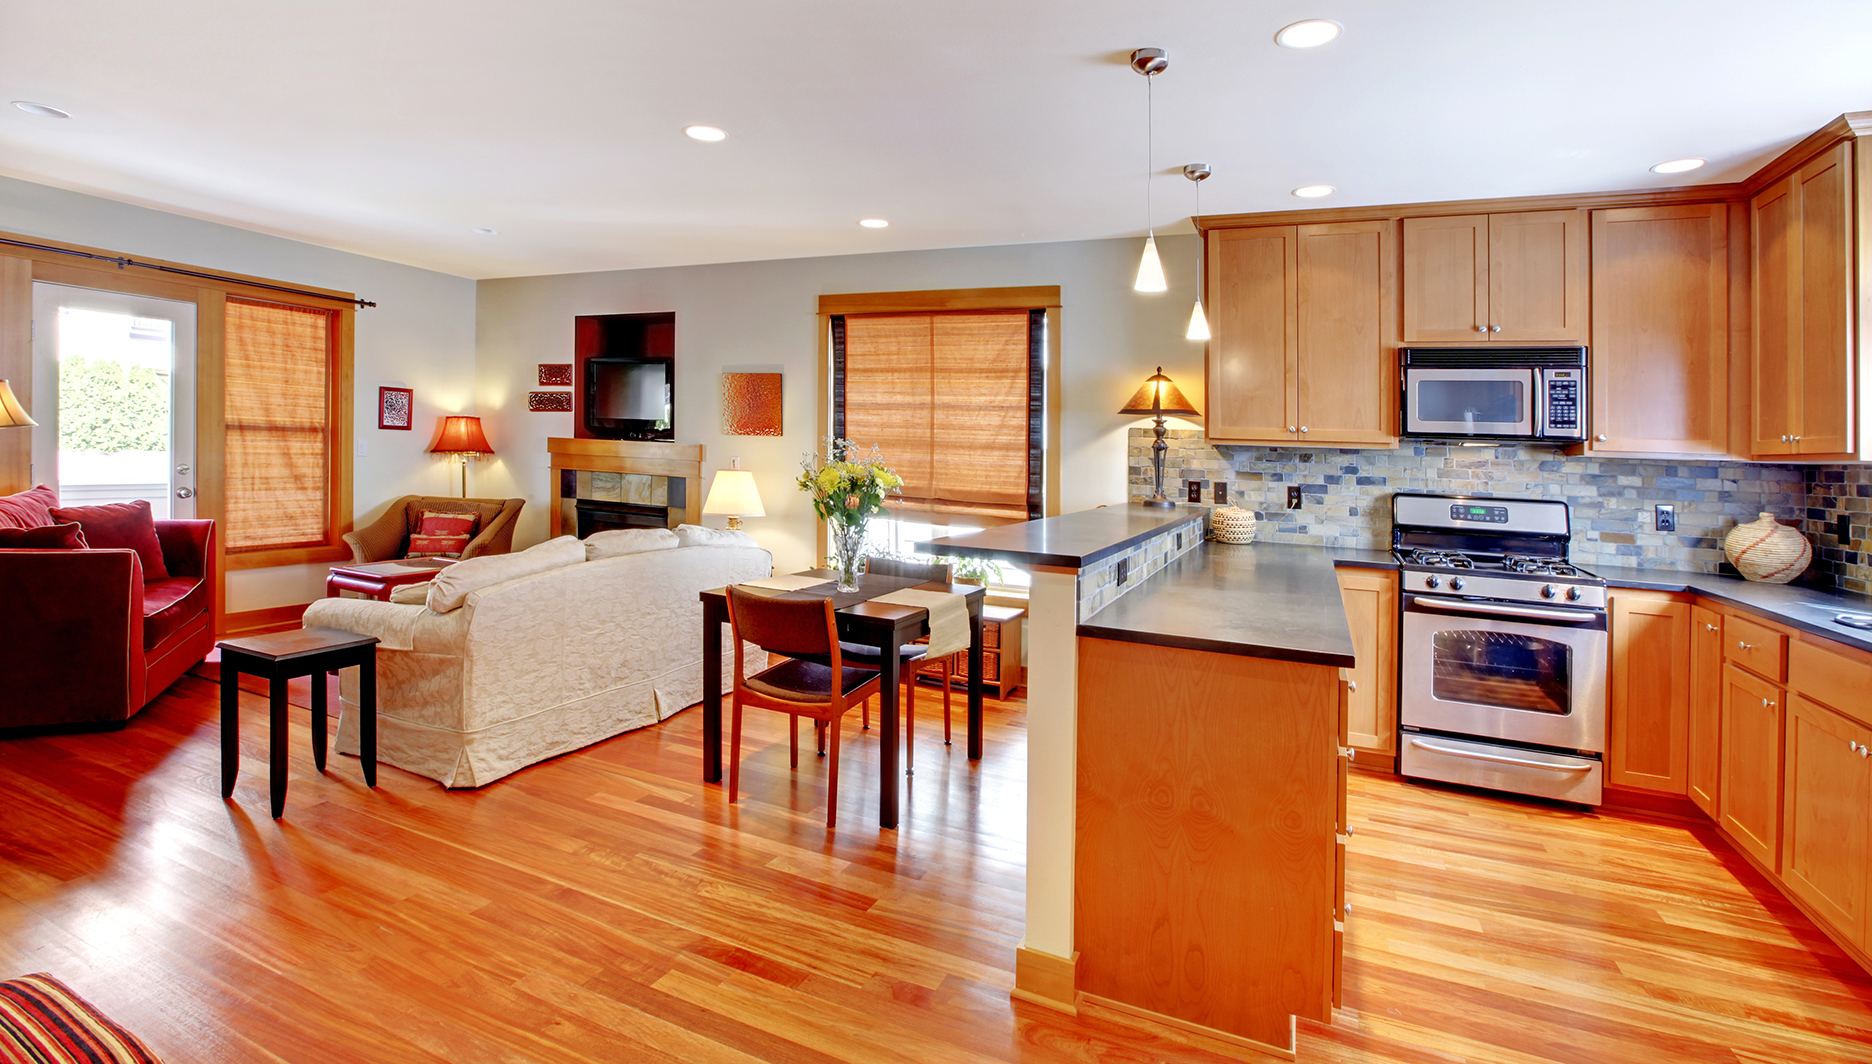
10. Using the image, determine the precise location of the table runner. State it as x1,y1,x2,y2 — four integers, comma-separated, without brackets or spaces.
870,588,970,659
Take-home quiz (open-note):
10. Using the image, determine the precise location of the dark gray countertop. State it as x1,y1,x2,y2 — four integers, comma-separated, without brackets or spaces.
1077,542,1359,667
1591,564,1872,653
918,504,1200,569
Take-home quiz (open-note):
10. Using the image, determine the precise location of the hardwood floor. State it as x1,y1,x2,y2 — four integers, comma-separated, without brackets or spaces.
3,674,1871,1063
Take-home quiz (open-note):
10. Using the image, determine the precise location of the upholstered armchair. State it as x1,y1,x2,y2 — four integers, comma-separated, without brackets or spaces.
344,496,524,563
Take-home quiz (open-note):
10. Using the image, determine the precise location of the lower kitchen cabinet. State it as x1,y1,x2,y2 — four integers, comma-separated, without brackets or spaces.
1782,694,1872,945
1721,662,1787,873
1335,566,1398,761
1608,592,1692,793
1688,605,1725,817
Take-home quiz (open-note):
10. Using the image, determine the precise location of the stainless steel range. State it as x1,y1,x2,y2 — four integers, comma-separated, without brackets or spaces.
1392,493,1609,805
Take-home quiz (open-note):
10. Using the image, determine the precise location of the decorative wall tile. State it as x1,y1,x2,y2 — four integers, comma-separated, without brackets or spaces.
528,390,572,412
721,372,782,436
538,363,573,386
1808,466,1872,594
1076,514,1203,621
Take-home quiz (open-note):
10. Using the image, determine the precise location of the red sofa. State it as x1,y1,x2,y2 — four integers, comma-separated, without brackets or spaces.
0,488,217,734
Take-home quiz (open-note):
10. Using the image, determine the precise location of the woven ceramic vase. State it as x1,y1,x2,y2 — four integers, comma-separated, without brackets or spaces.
1723,512,1812,584
1210,506,1258,544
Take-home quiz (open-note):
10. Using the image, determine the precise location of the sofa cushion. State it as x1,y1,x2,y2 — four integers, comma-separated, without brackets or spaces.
674,524,757,549
142,577,206,650
0,972,164,1064
425,535,585,613
0,484,59,530
585,527,679,560
0,521,88,549
50,500,170,580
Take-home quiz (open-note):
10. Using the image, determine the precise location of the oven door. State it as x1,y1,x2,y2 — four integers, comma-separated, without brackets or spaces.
1403,368,1535,437
1400,593,1607,753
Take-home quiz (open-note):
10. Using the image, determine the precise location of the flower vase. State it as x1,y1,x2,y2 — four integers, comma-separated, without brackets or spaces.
831,521,866,592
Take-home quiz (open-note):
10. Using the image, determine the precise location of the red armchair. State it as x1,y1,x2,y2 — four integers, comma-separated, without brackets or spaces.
0,518,216,734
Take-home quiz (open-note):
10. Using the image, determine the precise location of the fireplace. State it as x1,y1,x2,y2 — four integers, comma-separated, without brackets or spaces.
576,499,670,538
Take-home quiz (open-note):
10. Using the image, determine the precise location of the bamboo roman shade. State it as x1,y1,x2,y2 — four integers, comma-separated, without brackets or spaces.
224,298,334,551
834,309,1042,523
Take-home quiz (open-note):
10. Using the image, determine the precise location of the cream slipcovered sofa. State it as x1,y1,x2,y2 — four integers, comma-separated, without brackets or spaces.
302,525,771,788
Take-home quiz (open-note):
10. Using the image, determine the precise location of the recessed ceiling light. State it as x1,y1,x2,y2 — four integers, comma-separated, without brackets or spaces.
470,227,498,235
858,218,889,228
1650,158,1706,175
12,101,71,119
1292,185,1336,198
684,125,727,142
1275,20,1342,48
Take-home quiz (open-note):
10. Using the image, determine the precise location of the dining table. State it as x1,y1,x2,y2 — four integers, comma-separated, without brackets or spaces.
697,569,987,829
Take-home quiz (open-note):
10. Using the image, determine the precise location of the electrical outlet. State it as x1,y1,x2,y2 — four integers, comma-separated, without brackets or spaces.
1187,480,1203,503
1287,486,1303,509
1115,557,1130,586
1214,482,1228,505
1654,504,1676,532
1840,514,1855,544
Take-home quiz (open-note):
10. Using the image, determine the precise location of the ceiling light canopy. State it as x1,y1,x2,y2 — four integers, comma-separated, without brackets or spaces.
1650,158,1706,174
683,125,726,142
12,101,71,119
1292,185,1336,198
858,218,889,228
1275,20,1342,49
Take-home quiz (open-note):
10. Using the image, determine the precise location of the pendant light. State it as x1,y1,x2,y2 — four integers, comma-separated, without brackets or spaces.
1130,48,1168,293
1183,162,1212,340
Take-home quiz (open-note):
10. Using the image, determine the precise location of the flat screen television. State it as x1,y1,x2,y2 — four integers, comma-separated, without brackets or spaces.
585,356,673,440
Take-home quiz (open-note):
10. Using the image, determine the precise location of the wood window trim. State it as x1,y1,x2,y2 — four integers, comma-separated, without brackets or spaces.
0,230,357,623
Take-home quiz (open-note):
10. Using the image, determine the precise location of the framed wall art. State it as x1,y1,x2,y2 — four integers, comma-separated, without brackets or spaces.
538,364,573,386
720,372,782,436
528,391,573,412
378,386,414,430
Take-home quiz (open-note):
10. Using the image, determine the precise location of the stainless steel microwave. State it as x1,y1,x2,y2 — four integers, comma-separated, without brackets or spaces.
1400,347,1587,442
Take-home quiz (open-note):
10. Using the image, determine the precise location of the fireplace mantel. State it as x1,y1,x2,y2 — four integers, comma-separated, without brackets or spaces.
546,438,703,537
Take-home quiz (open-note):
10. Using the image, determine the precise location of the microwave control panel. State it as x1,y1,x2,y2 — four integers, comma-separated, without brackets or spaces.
1543,369,1583,438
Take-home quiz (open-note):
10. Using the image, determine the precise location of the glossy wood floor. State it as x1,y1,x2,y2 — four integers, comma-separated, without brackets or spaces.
4,675,1871,1063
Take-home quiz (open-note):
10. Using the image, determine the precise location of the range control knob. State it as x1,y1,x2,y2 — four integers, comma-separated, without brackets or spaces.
1425,575,1441,589
1565,586,1582,602
1540,584,1559,599
1449,577,1465,591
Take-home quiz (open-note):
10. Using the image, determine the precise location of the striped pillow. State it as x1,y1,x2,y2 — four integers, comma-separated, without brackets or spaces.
0,973,163,1063
407,510,480,559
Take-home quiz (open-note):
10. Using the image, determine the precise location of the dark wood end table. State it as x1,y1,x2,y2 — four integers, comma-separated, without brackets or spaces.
219,626,380,818
325,558,456,600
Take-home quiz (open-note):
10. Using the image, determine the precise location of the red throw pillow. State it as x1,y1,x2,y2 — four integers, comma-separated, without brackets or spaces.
49,500,170,580
407,510,479,559
0,484,59,530
407,533,470,558
0,521,89,549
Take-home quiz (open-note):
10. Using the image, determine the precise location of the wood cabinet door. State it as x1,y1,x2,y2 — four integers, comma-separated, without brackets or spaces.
1295,221,1397,446
1208,225,1298,442
1783,694,1872,944
1793,141,1855,457
1335,566,1398,757
1750,173,1801,457
1688,605,1724,817
1608,592,1692,794
1589,205,1728,454
1721,663,1786,872
1487,209,1587,342
1401,214,1488,342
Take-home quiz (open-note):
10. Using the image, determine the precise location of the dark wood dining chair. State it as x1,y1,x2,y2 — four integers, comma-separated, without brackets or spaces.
725,586,883,829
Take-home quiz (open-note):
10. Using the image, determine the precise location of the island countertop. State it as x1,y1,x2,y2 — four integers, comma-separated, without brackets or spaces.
1077,541,1366,667
918,504,1200,569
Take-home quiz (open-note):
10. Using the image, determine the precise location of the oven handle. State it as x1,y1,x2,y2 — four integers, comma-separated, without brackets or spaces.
1408,737,1594,773
1408,595,1601,624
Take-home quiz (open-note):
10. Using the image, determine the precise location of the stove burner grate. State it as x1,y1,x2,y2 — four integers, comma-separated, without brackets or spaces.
1407,550,1475,569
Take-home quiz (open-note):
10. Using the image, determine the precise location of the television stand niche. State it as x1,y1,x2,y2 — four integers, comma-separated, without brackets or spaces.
546,438,702,538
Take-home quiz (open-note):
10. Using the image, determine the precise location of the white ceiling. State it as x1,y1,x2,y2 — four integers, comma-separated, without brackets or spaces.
3,0,1870,281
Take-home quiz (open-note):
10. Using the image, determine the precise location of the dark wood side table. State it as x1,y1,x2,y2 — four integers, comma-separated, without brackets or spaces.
325,558,455,600
219,626,380,818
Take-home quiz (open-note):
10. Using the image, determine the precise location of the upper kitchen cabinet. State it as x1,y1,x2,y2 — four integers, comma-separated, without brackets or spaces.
1207,220,1396,446
1589,204,1729,455
1402,209,1587,343
1751,139,1857,459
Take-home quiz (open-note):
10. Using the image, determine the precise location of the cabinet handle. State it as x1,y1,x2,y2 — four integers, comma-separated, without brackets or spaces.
1764,699,1776,709
1300,426,1309,433
1854,741,1863,753
1737,641,1754,650
1476,325,1487,333
1793,436,1802,443
1781,434,1789,443
1705,623,1719,632
1596,434,1608,442
1340,746,1356,762
1347,679,1358,692
1288,426,1297,433
1490,325,1502,333
1863,747,1870,759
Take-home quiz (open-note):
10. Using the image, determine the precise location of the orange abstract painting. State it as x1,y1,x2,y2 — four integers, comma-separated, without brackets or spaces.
721,372,782,436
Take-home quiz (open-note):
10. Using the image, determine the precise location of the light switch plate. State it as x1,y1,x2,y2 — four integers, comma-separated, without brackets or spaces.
1214,481,1228,505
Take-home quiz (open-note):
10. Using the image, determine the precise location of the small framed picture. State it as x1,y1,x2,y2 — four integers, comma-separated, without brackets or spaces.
538,363,573,386
378,386,414,430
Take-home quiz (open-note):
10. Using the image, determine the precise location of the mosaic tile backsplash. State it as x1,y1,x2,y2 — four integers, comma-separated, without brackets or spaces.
1129,428,1867,591
1077,513,1203,622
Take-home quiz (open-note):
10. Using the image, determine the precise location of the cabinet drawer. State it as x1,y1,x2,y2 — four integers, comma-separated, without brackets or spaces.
1790,639,1872,727
1726,615,1788,682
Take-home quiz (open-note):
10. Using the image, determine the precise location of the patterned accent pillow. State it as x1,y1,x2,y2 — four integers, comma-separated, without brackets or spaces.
407,510,480,559
0,521,88,549
0,972,164,1063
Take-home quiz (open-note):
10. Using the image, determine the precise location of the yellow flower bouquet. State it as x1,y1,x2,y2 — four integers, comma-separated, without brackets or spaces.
797,437,902,590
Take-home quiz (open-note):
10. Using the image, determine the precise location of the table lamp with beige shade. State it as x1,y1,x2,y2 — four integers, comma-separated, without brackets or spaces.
703,458,765,531
429,415,494,498
0,380,36,427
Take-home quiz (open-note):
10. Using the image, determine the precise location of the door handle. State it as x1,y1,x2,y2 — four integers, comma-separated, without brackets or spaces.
175,487,195,499
175,464,191,475
1407,737,1593,772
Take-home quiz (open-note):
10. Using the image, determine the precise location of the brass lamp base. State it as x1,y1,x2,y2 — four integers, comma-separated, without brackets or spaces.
725,516,744,530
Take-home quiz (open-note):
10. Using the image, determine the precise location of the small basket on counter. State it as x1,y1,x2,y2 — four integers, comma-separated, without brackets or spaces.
1209,506,1258,544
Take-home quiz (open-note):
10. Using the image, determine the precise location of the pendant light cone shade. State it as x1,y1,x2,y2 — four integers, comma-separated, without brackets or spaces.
1135,234,1168,292
0,380,36,427
431,415,494,455
1118,367,1200,416
1185,299,1211,340
703,464,765,531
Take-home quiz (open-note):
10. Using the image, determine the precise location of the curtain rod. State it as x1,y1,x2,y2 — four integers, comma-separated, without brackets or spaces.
0,236,376,308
